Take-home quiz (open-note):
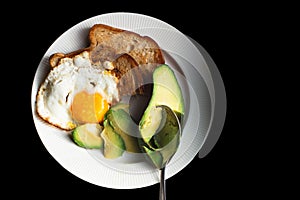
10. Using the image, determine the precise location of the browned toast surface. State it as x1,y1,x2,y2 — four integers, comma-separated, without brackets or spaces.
88,24,165,65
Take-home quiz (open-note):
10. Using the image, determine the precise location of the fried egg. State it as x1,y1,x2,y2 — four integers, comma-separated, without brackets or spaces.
36,51,119,130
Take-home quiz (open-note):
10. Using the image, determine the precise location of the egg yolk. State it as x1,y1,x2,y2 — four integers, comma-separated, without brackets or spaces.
71,91,109,124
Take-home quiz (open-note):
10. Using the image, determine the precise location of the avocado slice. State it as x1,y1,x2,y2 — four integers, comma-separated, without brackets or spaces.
138,64,183,169
147,64,184,113
139,64,184,143
142,145,163,169
104,103,129,121
106,109,141,153
153,105,181,147
72,123,103,149
101,120,125,159
139,105,181,169
109,102,130,113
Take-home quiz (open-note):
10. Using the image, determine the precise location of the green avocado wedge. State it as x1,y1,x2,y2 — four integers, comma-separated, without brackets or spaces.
139,105,181,169
138,64,184,169
101,120,125,159
142,145,163,169
153,105,181,151
139,64,184,144
72,123,103,149
105,108,141,153
104,103,130,119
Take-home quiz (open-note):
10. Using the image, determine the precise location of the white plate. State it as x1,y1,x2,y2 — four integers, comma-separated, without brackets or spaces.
31,12,214,189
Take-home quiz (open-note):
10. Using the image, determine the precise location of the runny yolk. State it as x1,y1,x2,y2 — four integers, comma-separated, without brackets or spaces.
71,91,109,124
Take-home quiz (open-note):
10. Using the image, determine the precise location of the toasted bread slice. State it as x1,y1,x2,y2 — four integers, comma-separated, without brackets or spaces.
49,24,165,97
88,24,165,65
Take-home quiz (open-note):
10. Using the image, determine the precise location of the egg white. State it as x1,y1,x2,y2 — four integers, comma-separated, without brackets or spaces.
36,51,119,130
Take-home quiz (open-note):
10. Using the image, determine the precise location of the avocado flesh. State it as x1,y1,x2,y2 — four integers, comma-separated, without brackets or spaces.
101,120,125,159
157,125,180,166
106,108,141,153
140,105,181,169
139,64,184,144
139,106,164,143
153,105,181,148
138,65,183,168
108,103,129,113
142,145,163,169
72,123,103,149
144,64,184,113
143,133,179,169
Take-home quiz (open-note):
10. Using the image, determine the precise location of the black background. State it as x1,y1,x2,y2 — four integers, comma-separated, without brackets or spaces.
9,1,290,199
